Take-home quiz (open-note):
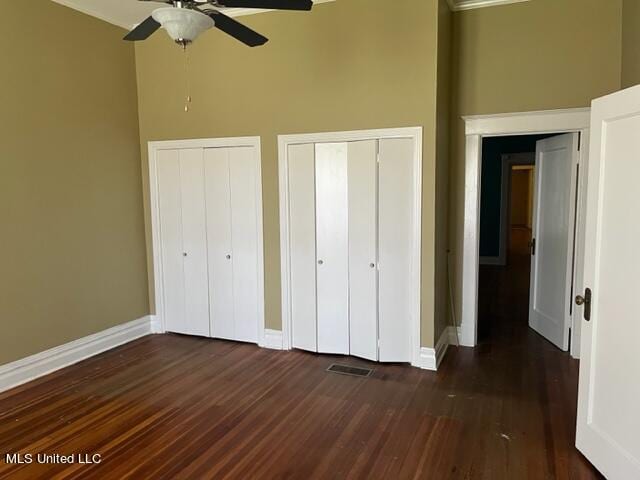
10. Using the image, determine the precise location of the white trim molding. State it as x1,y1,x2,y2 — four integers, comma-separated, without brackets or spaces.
147,136,265,345
447,0,531,12
0,316,152,393
415,326,458,371
416,348,438,371
461,108,591,352
259,329,284,350
277,127,423,367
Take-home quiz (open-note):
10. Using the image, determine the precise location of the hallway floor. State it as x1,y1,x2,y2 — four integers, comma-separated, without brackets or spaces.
0,228,602,479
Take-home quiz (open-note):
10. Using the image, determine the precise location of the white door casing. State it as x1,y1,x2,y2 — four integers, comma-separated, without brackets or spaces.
315,142,350,355
348,140,379,361
576,85,640,479
528,133,579,350
461,109,591,351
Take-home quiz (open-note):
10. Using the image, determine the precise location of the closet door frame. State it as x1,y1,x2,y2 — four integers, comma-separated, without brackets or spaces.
277,127,423,365
148,136,265,344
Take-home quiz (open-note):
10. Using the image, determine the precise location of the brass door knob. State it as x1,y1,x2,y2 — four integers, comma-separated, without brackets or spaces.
575,295,585,306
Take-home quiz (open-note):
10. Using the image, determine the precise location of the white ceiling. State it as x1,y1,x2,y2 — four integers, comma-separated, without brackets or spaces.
50,0,531,30
448,0,530,11
50,0,335,30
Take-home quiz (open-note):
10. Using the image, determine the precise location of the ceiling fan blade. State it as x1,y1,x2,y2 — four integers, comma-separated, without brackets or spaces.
123,16,161,41
216,0,313,11
205,11,268,47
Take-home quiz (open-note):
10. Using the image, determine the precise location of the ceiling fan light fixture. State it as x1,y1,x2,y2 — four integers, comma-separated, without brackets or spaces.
151,7,214,45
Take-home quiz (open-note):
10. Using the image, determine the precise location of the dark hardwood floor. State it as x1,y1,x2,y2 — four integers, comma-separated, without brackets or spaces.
0,231,602,479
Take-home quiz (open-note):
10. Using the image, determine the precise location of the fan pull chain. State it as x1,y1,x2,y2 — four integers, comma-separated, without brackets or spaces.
183,45,192,112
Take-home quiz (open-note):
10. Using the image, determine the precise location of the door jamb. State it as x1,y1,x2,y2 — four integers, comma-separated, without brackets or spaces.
277,127,423,366
460,109,590,358
147,136,265,344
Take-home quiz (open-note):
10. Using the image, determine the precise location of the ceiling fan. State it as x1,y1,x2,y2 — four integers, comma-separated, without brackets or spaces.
124,0,313,47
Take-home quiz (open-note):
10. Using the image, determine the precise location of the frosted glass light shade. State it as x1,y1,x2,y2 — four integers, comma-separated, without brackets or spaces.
152,7,214,43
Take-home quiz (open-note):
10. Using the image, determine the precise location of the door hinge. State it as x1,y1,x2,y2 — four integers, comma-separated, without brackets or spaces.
577,131,582,151
529,238,536,256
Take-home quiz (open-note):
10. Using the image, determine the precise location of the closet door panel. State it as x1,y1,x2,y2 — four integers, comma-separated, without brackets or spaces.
348,140,379,361
378,138,414,362
315,143,350,354
178,149,210,337
229,147,260,343
288,143,318,352
157,150,187,335
204,148,235,340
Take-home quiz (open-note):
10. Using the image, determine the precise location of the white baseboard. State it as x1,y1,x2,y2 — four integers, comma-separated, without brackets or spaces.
447,326,463,346
414,347,438,371
0,316,152,393
259,329,284,350
435,327,450,368
414,326,460,371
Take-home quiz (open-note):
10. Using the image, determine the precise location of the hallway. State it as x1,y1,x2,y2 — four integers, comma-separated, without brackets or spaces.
478,227,534,344
464,226,602,478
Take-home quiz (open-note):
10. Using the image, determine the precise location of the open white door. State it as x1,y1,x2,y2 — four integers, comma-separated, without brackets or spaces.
528,133,579,350
575,86,640,479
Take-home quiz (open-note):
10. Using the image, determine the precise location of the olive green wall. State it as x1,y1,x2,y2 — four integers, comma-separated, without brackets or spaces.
7,0,628,366
0,1,149,365
434,0,453,343
622,0,640,87
135,0,445,348
448,0,623,327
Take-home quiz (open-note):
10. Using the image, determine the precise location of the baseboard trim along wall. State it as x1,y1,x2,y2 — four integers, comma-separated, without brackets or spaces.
0,316,153,393
0,321,462,392
259,329,284,350
414,326,460,371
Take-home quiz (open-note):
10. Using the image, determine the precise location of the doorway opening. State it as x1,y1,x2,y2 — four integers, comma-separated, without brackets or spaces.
459,108,590,357
476,133,580,351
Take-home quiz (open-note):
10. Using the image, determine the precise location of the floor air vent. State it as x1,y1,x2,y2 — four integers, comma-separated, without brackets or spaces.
327,363,373,378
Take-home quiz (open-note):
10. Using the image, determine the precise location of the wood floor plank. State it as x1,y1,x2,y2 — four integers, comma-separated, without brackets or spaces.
0,330,602,480
0,231,604,479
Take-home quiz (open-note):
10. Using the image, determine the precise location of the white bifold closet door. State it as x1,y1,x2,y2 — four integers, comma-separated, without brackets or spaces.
289,144,318,352
204,148,234,340
204,147,260,344
156,145,260,343
347,140,379,361
377,138,414,362
156,148,210,337
315,143,350,354
287,136,414,363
